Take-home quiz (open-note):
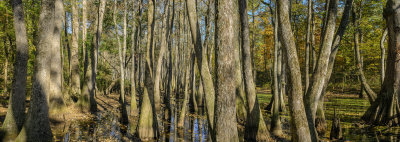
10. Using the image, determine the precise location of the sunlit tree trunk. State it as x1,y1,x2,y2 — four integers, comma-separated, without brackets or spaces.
49,0,65,113
277,0,312,141
130,0,140,117
138,0,159,140
214,0,239,141
15,0,55,141
239,0,270,141
380,28,388,86
71,0,81,96
270,0,283,136
154,0,171,113
2,0,29,139
186,0,216,136
82,0,87,76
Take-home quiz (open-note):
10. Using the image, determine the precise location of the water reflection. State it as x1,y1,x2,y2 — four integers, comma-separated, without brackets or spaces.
61,104,208,142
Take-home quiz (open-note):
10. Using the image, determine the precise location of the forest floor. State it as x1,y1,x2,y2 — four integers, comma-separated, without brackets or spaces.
0,88,398,141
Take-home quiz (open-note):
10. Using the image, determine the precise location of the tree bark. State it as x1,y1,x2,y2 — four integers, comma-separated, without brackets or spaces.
214,0,239,141
270,0,283,136
277,0,313,141
186,0,216,136
15,0,55,141
239,0,271,141
130,0,140,117
154,0,171,113
362,0,400,126
138,0,159,140
380,28,388,86
49,0,65,113
71,0,81,95
2,0,29,139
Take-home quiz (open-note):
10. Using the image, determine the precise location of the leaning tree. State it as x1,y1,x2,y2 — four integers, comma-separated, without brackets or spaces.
362,0,400,126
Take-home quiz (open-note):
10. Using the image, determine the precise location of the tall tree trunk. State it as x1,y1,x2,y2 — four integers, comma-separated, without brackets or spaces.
71,0,81,96
3,39,8,96
154,0,171,113
82,0,87,76
178,56,192,128
380,28,388,86
214,0,239,141
352,6,377,103
277,0,313,141
239,0,270,141
138,0,158,140
362,0,400,126
49,0,65,113
95,0,106,84
130,0,140,117
305,0,312,92
2,0,29,139
271,0,283,136
186,0,216,137
15,0,55,141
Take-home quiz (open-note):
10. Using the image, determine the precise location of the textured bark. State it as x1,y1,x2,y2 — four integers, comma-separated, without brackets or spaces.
71,0,81,95
49,0,65,113
380,28,388,85
2,0,29,139
304,0,339,140
315,0,353,136
214,0,239,141
186,0,216,136
239,0,270,141
154,0,171,113
362,0,400,127
15,0,54,141
277,0,312,141
138,0,158,140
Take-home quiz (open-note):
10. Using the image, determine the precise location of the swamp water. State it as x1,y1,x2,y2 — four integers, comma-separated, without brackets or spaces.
61,104,208,142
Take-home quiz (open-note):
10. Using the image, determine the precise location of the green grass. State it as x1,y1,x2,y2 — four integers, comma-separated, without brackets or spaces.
256,92,372,139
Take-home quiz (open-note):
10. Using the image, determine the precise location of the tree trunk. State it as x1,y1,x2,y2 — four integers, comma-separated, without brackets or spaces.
71,0,81,96
214,0,239,141
271,0,283,136
305,0,312,92
178,57,191,128
240,0,270,141
138,0,158,140
2,0,29,139
15,0,55,141
154,0,171,113
186,0,216,136
130,0,140,117
277,0,313,141
3,39,8,96
362,0,400,126
380,28,388,86
49,0,65,113
352,6,377,103
82,0,87,77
